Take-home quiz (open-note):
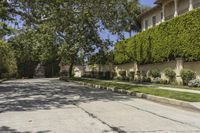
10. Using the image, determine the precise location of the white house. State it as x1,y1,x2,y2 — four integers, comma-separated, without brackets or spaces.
140,0,200,31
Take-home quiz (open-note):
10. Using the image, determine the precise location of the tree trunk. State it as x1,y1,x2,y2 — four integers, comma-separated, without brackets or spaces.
51,63,54,77
68,61,74,78
129,30,132,38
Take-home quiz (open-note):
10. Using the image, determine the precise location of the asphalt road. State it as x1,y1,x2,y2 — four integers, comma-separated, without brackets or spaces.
0,78,200,133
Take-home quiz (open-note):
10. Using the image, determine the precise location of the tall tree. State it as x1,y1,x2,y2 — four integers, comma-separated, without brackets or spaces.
0,40,17,78
6,0,141,77
101,0,141,38
88,39,114,65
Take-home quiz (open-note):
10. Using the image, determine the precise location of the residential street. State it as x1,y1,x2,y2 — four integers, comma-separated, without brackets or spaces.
0,78,200,133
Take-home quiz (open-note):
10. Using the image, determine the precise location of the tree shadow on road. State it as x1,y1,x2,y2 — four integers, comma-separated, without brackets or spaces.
0,79,132,113
0,126,50,133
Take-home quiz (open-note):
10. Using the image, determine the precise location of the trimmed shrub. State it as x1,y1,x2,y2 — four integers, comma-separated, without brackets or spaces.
164,68,176,83
119,71,127,80
160,79,169,84
149,69,161,78
180,69,196,85
188,79,200,87
114,8,200,65
119,71,126,77
114,76,121,81
142,77,151,83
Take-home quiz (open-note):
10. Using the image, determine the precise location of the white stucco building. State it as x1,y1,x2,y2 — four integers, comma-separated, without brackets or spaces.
140,0,200,31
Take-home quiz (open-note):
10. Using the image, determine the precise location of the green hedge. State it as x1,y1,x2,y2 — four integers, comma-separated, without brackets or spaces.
114,8,200,64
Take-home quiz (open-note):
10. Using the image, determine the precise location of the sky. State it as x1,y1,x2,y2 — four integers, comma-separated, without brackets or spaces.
140,0,155,7
100,0,155,42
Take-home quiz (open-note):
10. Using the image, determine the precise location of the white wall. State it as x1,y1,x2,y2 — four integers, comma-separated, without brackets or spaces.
141,8,162,31
178,0,189,15
141,0,200,31
114,59,200,83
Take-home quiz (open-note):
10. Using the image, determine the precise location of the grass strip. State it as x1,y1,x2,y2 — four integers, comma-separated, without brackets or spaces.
71,78,200,102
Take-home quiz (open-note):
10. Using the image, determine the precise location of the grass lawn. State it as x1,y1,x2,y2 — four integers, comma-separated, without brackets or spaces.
132,88,200,102
71,78,200,102
111,80,200,91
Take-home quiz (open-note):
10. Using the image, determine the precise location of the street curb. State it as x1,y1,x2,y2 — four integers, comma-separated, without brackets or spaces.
72,80,200,113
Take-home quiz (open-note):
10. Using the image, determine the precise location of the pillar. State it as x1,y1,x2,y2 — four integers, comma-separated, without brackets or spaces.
134,62,139,80
189,0,193,11
176,58,184,85
162,4,165,22
174,0,178,17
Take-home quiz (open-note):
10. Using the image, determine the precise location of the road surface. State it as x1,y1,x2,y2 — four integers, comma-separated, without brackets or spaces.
0,78,200,133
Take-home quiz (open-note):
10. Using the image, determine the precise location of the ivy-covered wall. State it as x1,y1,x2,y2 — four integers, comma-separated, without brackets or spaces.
114,8,200,65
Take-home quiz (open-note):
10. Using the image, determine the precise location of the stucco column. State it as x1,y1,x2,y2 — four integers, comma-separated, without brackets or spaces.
174,0,178,17
162,4,165,22
134,62,139,80
176,58,184,85
115,66,120,77
189,0,193,11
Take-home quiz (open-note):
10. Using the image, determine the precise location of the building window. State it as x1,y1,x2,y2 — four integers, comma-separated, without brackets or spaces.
152,16,156,26
145,20,148,30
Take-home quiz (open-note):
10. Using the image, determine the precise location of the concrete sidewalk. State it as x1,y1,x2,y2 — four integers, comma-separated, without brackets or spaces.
158,86,200,94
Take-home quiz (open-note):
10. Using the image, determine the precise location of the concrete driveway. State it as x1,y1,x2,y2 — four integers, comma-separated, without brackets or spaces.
0,78,200,133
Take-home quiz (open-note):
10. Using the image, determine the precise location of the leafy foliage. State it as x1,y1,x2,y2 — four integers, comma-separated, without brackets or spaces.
188,79,200,87
0,40,17,78
0,1,15,38
180,69,196,85
164,68,176,83
149,69,161,78
88,40,114,65
114,8,200,64
1,0,141,78
102,0,141,38
10,25,60,78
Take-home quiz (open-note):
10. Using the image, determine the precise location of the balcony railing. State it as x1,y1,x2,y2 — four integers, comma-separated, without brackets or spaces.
165,14,174,20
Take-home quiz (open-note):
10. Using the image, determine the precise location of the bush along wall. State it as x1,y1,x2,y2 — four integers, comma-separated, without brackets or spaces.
114,8,200,65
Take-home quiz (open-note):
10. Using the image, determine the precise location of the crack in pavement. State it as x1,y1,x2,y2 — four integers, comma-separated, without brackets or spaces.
73,103,127,133
118,101,200,130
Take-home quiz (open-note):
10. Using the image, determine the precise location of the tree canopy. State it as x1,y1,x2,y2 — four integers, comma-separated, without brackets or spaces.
1,0,141,78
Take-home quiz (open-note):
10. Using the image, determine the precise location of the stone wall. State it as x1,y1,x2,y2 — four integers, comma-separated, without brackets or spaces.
114,59,200,83
59,64,84,77
59,59,200,82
